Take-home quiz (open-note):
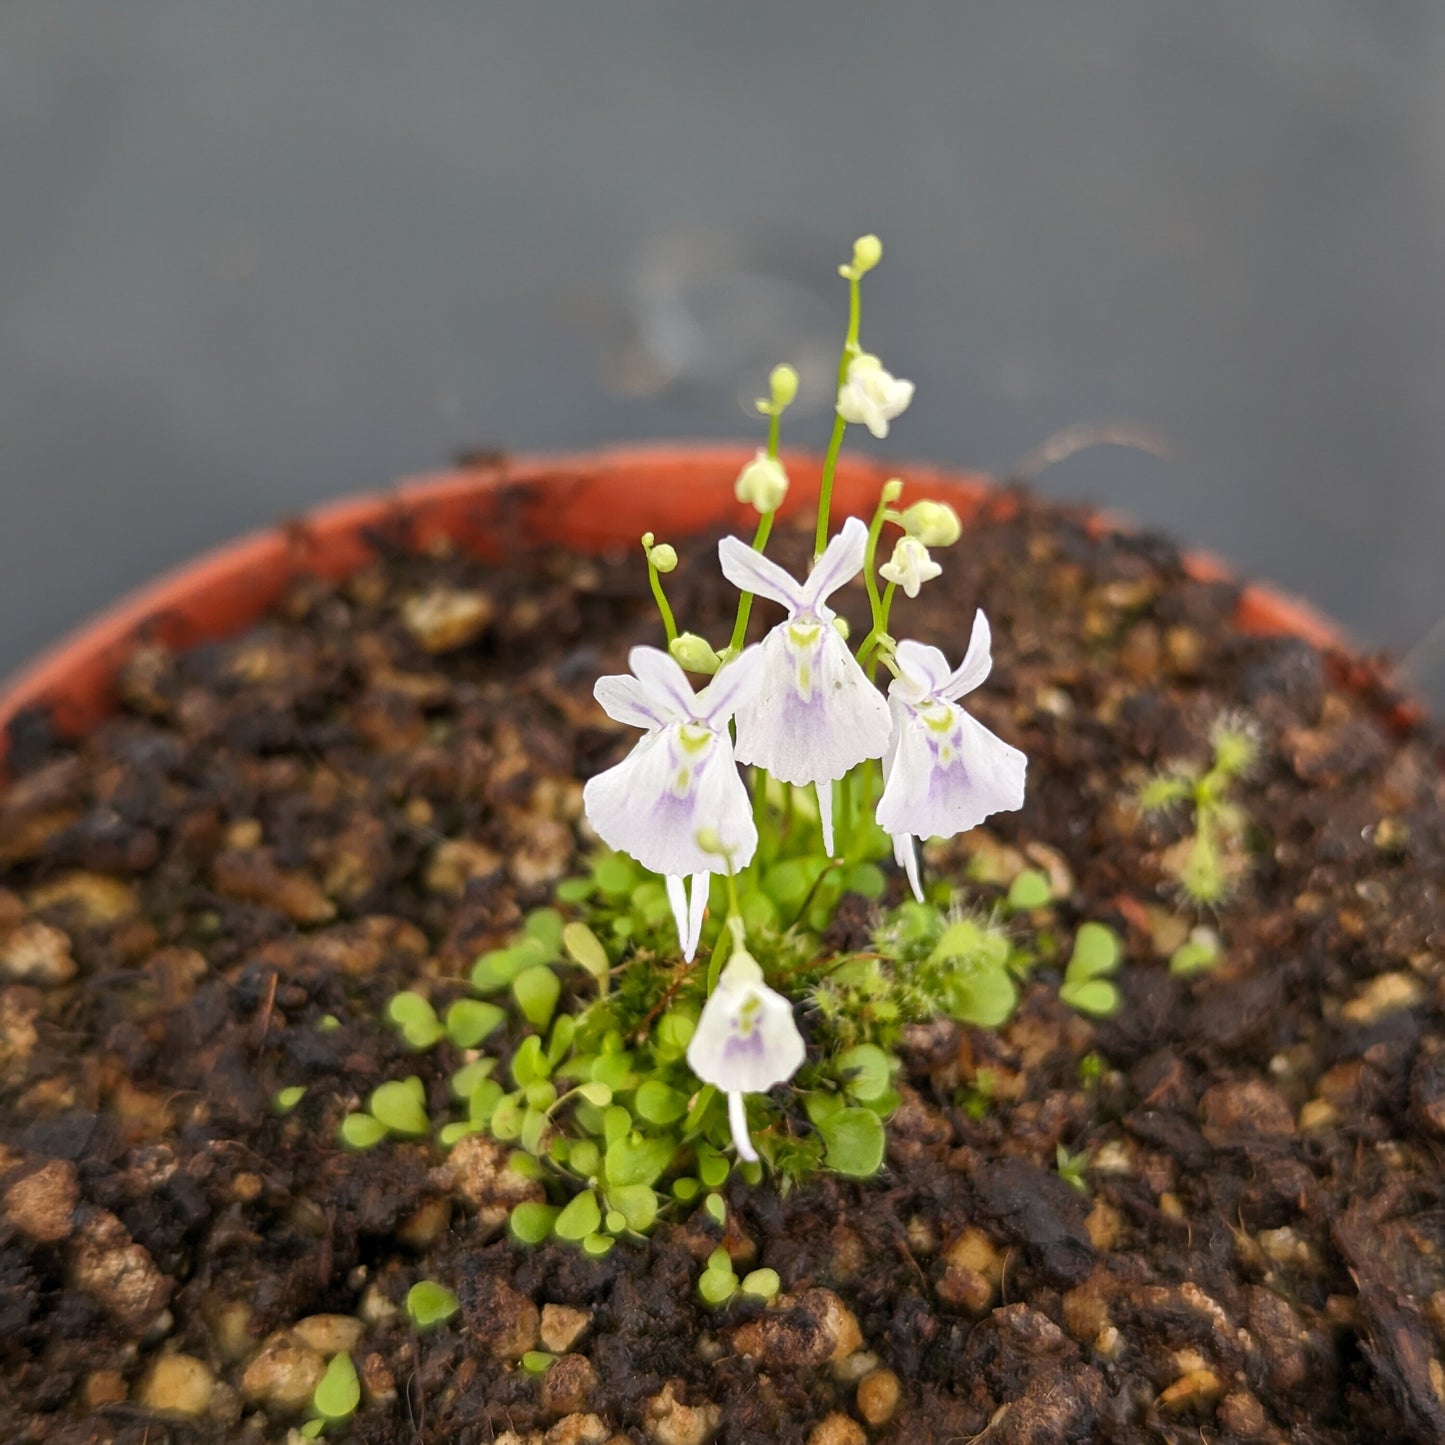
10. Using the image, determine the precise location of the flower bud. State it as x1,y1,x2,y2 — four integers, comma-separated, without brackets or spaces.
831,616,850,642
640,531,655,549
733,450,790,514
850,234,883,275
670,632,721,675
649,542,678,573
881,478,904,504
769,364,799,409
899,500,961,548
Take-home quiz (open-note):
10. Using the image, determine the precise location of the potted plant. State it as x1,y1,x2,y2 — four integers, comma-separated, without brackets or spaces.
1,239,1441,1445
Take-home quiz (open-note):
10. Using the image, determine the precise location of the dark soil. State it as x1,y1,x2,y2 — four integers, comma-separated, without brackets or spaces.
1,485,1443,1445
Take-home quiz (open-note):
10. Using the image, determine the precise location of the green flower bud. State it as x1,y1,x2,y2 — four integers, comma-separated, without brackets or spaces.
881,478,904,504
851,234,883,274
640,531,655,549
899,500,962,548
734,450,790,514
769,364,799,409
670,632,721,675
832,616,850,641
649,543,678,573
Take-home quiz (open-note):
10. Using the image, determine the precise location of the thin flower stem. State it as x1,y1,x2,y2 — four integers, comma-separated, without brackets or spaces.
860,489,892,643
726,406,783,655
647,553,678,646
857,581,899,677
814,275,862,561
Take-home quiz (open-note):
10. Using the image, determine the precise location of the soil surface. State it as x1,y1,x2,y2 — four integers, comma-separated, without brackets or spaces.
1,485,1443,1445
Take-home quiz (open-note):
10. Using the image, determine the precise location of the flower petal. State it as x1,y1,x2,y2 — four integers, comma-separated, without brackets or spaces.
893,832,923,902
686,870,709,960
665,874,691,959
817,780,835,858
718,535,807,614
583,724,757,877
732,625,892,786
594,674,671,731
892,639,952,702
801,516,869,612
727,1091,759,1163
626,646,698,722
940,610,993,700
875,701,1026,842
693,643,764,727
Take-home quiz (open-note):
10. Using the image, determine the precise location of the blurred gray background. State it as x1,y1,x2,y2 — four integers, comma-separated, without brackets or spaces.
3,3,1443,704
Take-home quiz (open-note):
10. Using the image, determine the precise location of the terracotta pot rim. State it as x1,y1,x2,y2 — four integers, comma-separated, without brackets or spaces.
0,443,1418,778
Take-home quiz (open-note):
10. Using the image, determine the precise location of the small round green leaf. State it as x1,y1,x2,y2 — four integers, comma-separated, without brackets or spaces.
562,921,611,983
574,1081,613,1108
445,998,506,1048
369,1079,430,1137
820,1107,886,1177
387,991,445,1049
312,1352,360,1421
513,964,562,1030
511,1035,551,1087
568,1139,601,1177
523,907,565,952
1059,978,1120,1018
607,1183,659,1233
521,1350,556,1375
509,1201,559,1244
554,1189,602,1241
1068,922,1121,981
703,1192,727,1226
340,1112,387,1150
450,1056,497,1099
948,960,1017,1028
273,1085,306,1115
835,1044,892,1102
698,1267,738,1306
604,1134,676,1188
634,1080,687,1125
406,1280,460,1329
582,1232,615,1257
739,1268,781,1300
1007,869,1053,910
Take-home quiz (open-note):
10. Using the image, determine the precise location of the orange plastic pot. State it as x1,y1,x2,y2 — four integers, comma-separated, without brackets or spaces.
0,445,1409,783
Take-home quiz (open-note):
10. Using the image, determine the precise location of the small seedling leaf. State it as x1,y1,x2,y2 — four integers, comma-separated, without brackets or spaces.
406,1281,460,1329
509,1201,559,1244
513,965,562,1030
554,1188,602,1241
1067,922,1121,982
820,1107,886,1177
340,1112,387,1150
312,1352,360,1421
369,1080,430,1137
445,998,505,1049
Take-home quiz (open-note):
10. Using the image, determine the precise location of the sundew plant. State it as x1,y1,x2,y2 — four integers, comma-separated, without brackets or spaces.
340,237,1123,1275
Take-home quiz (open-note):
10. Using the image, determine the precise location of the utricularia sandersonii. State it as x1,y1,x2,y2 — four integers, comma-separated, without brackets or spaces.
582,235,1026,1161
336,235,1122,1271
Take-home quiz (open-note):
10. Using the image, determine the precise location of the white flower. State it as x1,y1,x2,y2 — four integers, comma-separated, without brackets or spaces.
717,517,892,855
879,536,941,599
835,353,915,439
686,947,805,1163
584,645,763,959
734,450,790,514
876,612,1027,901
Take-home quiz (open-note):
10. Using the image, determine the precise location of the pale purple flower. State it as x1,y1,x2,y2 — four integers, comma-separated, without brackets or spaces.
584,646,762,959
717,517,892,855
876,612,1027,901
686,947,805,1162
